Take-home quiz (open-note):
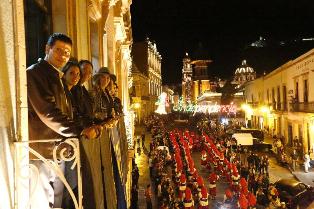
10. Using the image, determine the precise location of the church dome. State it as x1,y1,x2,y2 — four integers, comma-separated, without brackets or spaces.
235,60,255,74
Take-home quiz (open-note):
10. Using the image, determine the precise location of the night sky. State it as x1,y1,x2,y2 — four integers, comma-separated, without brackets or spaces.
131,0,314,84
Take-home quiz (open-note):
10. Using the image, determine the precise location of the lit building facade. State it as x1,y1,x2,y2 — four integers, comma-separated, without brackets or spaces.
130,63,150,124
182,53,220,105
162,85,175,113
132,38,162,116
182,53,194,104
0,0,135,208
244,49,314,154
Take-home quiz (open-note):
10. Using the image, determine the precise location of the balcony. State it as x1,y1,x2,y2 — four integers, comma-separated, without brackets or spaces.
247,102,259,108
14,118,131,209
290,102,314,113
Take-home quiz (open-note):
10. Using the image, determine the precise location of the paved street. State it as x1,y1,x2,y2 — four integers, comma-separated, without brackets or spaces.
134,126,157,209
264,134,314,187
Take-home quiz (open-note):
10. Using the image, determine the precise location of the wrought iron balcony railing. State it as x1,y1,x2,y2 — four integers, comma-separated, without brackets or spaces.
290,102,314,113
14,138,83,209
270,101,288,111
14,118,130,209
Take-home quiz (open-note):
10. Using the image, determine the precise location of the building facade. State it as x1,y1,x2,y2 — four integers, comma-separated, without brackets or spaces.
132,38,162,117
182,53,194,104
130,63,150,124
182,53,221,105
244,49,314,155
0,0,135,208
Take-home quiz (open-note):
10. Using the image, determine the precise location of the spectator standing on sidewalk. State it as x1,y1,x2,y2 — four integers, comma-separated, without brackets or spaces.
291,149,298,171
145,184,153,209
142,133,146,146
304,152,311,173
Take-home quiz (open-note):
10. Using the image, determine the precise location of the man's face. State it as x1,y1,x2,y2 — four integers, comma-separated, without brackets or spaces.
81,63,93,83
45,40,71,69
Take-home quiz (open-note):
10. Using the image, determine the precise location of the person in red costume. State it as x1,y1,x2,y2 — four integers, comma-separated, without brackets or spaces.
208,172,219,200
239,177,249,195
198,186,209,209
184,187,194,209
247,192,257,209
238,193,249,209
196,176,204,193
223,188,234,203
179,174,187,200
231,165,240,192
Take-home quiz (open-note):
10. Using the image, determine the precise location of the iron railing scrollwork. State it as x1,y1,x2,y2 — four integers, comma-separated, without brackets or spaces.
14,138,82,209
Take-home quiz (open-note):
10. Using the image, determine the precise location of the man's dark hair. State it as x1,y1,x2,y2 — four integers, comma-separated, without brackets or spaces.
47,33,72,46
78,60,93,69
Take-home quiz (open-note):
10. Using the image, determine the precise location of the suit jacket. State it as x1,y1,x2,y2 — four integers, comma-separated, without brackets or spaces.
27,59,82,158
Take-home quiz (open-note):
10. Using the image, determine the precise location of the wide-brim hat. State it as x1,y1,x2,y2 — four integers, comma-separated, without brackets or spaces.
92,67,111,83
110,74,117,82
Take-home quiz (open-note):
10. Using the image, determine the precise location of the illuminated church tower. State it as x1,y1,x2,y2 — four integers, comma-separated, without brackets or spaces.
182,53,193,105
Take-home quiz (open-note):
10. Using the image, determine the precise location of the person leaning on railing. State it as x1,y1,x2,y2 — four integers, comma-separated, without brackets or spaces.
108,76,123,116
91,67,120,128
27,33,102,209
61,60,86,209
70,59,95,126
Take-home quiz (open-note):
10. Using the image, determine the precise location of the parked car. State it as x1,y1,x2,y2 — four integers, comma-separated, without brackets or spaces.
274,178,314,208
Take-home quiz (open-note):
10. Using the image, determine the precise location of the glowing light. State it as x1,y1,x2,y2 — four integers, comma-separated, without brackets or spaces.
310,117,314,132
173,97,237,114
260,106,270,114
221,118,229,125
155,92,168,114
124,110,135,148
241,104,253,115
133,103,140,109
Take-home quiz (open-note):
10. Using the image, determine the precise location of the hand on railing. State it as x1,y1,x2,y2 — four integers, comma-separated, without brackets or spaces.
81,125,103,139
102,116,122,129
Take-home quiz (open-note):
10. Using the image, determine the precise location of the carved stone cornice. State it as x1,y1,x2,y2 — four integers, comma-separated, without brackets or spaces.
109,0,119,8
114,17,126,41
88,0,102,21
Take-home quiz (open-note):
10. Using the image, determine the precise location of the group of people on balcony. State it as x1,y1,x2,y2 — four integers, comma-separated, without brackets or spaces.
27,33,123,209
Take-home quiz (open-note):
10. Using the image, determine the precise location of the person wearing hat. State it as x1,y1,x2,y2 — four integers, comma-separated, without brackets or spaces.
183,187,194,209
92,67,115,123
198,186,209,209
208,172,218,200
179,174,187,200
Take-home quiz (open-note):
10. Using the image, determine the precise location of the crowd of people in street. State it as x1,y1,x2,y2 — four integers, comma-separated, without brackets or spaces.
27,33,124,209
136,114,291,209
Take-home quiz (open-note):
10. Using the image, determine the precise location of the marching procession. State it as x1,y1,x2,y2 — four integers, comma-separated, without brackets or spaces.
133,114,290,209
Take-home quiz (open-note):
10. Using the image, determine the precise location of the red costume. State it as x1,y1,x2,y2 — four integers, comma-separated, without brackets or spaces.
184,187,194,209
208,172,218,199
238,193,248,209
239,177,248,195
196,176,204,192
198,187,209,209
247,192,257,208
224,188,233,202
231,166,240,192
179,174,187,199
